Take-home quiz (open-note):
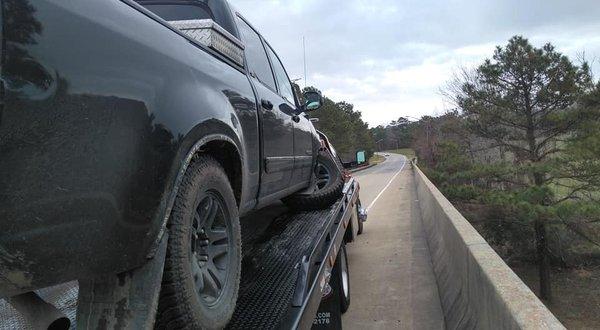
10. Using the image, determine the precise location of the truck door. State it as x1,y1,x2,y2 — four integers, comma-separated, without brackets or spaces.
236,17,295,201
264,43,315,187
291,114,317,185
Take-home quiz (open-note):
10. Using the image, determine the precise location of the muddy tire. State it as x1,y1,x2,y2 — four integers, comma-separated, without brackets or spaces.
283,150,344,211
155,155,241,330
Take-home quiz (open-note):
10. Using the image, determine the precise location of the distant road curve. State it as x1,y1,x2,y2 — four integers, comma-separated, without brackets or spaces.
354,153,407,211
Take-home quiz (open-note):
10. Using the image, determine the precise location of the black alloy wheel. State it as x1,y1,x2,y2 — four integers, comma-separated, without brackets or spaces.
315,162,332,190
190,192,233,307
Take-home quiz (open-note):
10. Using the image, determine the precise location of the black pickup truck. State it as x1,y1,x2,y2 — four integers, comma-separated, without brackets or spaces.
0,0,346,328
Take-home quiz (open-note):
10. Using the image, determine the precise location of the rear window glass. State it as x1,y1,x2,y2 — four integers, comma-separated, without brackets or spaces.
142,4,213,21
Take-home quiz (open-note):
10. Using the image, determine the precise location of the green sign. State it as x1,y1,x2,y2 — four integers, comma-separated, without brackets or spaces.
356,151,366,164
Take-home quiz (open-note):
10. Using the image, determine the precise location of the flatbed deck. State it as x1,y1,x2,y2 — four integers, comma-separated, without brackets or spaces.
231,178,359,329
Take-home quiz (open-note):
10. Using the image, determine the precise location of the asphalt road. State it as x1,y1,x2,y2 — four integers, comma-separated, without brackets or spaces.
342,153,445,329
353,153,408,213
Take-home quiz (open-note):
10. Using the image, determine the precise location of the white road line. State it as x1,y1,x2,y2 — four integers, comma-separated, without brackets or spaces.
366,155,407,212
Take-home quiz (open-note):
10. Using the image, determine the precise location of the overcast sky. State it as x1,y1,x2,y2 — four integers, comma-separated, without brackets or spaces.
231,0,600,127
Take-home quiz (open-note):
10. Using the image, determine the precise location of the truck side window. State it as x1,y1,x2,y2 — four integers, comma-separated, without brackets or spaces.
265,45,295,105
236,18,276,90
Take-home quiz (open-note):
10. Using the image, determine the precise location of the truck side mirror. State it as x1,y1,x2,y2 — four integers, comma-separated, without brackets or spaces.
303,91,323,112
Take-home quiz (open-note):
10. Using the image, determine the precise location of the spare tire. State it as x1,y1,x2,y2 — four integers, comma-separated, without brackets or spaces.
283,150,344,211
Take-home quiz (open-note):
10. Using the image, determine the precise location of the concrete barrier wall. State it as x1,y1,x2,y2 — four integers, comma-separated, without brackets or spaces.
413,164,564,329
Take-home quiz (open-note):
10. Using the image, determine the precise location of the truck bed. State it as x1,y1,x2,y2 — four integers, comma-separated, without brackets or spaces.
0,179,359,329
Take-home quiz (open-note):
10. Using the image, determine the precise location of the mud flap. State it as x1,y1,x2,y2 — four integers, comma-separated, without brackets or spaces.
76,234,167,329
311,256,343,329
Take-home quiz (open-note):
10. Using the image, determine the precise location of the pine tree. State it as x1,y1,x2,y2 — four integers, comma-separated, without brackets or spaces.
448,36,594,302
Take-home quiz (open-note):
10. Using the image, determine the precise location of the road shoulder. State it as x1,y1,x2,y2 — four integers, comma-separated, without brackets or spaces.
342,167,444,329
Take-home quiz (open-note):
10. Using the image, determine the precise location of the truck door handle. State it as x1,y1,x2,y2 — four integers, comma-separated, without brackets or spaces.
261,99,273,110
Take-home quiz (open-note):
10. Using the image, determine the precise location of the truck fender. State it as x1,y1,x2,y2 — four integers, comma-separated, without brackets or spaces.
146,132,244,258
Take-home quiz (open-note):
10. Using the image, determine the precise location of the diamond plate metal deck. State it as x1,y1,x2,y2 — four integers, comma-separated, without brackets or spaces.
227,207,335,330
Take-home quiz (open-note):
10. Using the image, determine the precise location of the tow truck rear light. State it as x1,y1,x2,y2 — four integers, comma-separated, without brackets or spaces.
169,19,245,67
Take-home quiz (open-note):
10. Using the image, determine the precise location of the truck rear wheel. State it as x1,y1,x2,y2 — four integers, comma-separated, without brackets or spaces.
283,150,344,211
338,243,351,313
156,155,241,330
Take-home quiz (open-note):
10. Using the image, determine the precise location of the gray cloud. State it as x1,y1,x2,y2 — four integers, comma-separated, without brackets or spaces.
232,0,600,126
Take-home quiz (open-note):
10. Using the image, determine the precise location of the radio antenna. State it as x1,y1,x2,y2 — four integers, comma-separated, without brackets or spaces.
303,36,307,88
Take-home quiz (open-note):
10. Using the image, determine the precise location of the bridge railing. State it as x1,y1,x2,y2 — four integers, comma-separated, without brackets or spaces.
412,163,564,329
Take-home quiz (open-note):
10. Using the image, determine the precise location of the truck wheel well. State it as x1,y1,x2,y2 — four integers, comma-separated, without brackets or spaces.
199,140,242,206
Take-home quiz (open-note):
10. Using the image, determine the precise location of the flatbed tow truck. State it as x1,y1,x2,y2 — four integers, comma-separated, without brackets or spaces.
0,178,365,329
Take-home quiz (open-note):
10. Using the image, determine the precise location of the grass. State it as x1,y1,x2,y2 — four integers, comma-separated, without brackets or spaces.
386,148,416,159
369,153,386,165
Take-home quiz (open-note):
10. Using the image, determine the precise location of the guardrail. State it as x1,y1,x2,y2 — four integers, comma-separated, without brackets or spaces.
412,163,564,329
